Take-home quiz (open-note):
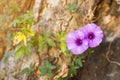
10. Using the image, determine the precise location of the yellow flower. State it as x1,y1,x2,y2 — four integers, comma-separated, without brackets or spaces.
28,29,35,36
13,25,35,46
27,24,35,36
14,32,27,46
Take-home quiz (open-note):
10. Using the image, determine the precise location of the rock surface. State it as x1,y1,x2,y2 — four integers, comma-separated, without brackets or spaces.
0,0,120,80
69,38,120,80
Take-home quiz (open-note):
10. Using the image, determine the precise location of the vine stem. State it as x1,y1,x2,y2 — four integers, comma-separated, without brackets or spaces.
106,42,120,66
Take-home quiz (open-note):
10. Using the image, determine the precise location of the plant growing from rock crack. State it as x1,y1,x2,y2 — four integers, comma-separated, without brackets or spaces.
68,2,77,12
9,11,35,60
1,3,104,79
30,31,55,52
66,23,104,55
20,63,34,75
39,61,56,76
56,32,68,55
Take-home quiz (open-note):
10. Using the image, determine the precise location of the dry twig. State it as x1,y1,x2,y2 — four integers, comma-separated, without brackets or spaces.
106,42,120,66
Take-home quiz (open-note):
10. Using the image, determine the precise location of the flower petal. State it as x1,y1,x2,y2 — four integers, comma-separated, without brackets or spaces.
66,30,89,55
82,23,104,48
82,23,97,33
89,38,102,48
75,30,85,39
66,31,76,43
66,42,77,50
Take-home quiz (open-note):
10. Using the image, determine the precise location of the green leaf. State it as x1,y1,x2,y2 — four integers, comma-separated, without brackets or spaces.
38,35,43,39
39,61,56,76
58,77,67,80
38,35,43,43
19,68,31,75
24,47,30,55
69,62,79,76
14,45,24,60
78,61,83,67
56,32,67,55
20,63,34,76
10,10,34,28
9,19,19,27
75,58,83,67
19,10,34,26
29,63,34,71
46,38,55,47
68,2,77,12
30,36,39,47
39,66,51,76
56,32,66,41
60,40,67,55
3,51,10,63
38,43,46,52
44,31,51,37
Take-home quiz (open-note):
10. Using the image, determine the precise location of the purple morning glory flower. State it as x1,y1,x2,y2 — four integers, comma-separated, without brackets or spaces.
82,23,104,48
66,30,88,55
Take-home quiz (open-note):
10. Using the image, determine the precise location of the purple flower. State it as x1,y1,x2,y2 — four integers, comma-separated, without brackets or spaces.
66,30,88,55
82,23,104,48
